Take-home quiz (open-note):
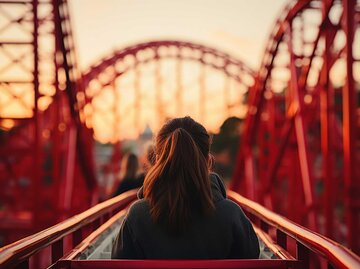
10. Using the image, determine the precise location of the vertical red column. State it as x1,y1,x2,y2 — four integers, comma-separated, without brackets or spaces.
134,62,141,134
320,0,335,239
342,0,359,253
199,63,206,123
52,0,62,223
155,53,164,129
176,57,183,116
287,23,317,232
111,74,122,198
32,0,41,232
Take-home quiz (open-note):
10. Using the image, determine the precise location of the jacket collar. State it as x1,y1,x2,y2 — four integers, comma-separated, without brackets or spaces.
137,172,226,203
209,172,227,203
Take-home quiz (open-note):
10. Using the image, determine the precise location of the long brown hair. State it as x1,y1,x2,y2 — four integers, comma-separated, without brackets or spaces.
143,117,214,233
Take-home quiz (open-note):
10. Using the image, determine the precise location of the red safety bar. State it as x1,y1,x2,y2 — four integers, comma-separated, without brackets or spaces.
228,191,360,269
0,191,138,269
56,195,295,269
59,259,295,269
0,190,359,269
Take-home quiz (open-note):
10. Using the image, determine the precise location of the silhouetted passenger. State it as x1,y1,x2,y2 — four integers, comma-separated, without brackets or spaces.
112,153,143,197
136,143,156,185
145,143,156,167
111,116,259,259
212,116,242,181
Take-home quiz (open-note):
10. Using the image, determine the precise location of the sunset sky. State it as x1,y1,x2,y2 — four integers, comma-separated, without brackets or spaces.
2,1,357,142
70,0,288,70
69,0,289,141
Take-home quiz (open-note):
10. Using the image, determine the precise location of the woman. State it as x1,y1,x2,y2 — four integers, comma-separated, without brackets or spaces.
112,153,143,197
112,116,259,259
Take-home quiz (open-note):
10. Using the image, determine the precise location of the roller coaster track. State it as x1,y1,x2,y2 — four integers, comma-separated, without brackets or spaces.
0,0,359,267
232,0,360,253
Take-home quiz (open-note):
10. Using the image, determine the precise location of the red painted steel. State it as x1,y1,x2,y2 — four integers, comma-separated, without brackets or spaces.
342,0,359,254
0,0,359,263
1,190,359,269
81,40,254,90
0,190,137,269
0,0,97,246
232,0,360,254
62,259,296,269
81,40,255,194
81,40,255,131
61,201,293,262
228,191,360,269
320,0,335,240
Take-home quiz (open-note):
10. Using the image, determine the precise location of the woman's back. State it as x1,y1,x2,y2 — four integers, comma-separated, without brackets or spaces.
111,173,259,259
111,117,259,259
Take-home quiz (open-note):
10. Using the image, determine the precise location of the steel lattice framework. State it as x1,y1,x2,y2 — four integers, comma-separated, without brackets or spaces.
0,0,359,257
82,40,254,139
0,0,97,246
81,40,255,199
0,4,255,245
232,0,360,253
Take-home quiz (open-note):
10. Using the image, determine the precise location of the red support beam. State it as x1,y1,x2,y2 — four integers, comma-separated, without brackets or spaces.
199,64,206,123
320,0,335,240
287,23,318,231
342,0,359,253
32,0,41,232
176,58,183,116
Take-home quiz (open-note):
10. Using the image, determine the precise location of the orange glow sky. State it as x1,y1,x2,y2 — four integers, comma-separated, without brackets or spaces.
70,0,288,70
3,1,357,142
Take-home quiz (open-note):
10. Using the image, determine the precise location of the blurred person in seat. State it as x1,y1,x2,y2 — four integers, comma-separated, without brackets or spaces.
136,142,156,185
112,153,143,197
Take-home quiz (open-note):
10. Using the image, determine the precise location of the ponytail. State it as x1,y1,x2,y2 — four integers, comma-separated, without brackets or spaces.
144,121,214,233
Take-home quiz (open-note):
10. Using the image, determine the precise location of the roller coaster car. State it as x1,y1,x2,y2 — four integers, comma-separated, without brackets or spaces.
58,206,293,269
0,190,359,269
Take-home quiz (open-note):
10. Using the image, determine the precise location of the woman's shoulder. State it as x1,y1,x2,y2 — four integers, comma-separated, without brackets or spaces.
126,199,151,221
215,198,249,221
128,199,149,212
216,197,241,210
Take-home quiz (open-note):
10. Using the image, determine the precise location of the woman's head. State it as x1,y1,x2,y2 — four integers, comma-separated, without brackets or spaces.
155,116,211,160
143,116,214,233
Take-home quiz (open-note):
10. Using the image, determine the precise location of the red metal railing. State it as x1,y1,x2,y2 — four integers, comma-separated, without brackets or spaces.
55,195,296,269
231,0,360,254
60,259,295,269
1,190,359,269
228,191,360,269
0,191,138,269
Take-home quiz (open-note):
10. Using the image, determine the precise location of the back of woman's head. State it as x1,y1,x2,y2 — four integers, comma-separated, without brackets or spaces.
122,153,139,179
143,116,214,233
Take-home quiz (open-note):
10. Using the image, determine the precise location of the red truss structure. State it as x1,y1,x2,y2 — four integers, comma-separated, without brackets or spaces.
232,0,360,254
1,191,360,269
0,0,359,261
82,40,255,131
0,0,97,246
0,2,255,245
81,40,255,198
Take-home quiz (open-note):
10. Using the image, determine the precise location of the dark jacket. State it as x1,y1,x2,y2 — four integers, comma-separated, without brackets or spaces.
112,175,144,197
111,173,259,259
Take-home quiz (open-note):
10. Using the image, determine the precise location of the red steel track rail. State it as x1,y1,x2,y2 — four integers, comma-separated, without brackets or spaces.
81,40,254,91
232,0,360,253
0,190,358,269
0,191,137,269
228,191,360,269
